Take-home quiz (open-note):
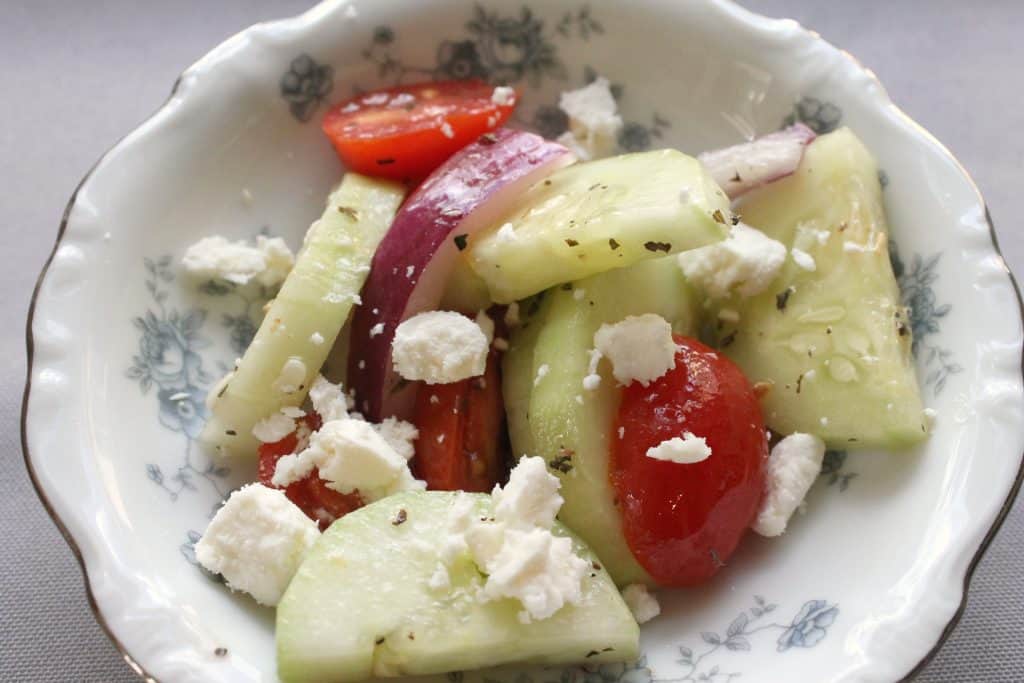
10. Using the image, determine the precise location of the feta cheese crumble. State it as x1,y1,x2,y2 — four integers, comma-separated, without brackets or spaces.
622,584,661,625
475,310,495,344
308,374,351,422
646,432,712,464
791,247,817,271
309,331,325,346
555,77,623,161
195,484,319,606
534,363,550,386
582,348,603,391
252,410,298,443
677,223,786,298
392,311,489,384
491,85,516,106
273,419,425,503
182,234,295,287
594,314,676,386
369,322,385,338
752,433,826,537
504,302,521,327
443,457,589,623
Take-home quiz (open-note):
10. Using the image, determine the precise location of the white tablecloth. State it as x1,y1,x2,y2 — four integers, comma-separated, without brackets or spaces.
2,1,1021,680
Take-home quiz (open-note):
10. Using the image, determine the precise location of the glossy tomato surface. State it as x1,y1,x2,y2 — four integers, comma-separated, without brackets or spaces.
411,350,507,492
321,80,517,183
257,413,362,530
611,336,768,586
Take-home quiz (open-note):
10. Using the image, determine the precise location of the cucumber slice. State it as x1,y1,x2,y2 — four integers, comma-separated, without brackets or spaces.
718,128,926,449
506,258,699,586
201,174,404,457
501,295,551,460
439,253,493,314
276,491,638,683
466,150,731,303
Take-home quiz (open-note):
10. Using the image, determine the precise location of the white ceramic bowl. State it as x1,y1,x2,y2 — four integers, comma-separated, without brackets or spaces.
22,1,1024,681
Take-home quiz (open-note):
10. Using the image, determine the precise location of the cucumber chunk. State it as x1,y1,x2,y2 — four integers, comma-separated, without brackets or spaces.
505,258,700,585
201,174,404,457
466,150,731,303
717,128,926,449
276,491,638,683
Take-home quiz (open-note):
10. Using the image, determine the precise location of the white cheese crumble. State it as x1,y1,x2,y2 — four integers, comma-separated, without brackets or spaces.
442,458,589,623
195,484,318,606
252,410,298,443
440,121,455,139
677,223,786,298
534,363,550,386
309,331,325,345
308,374,350,422
374,416,419,461
594,314,676,386
752,433,826,537
392,311,489,384
555,77,623,161
645,432,712,464
492,455,563,529
490,85,516,106
573,288,586,301
582,348,603,391
493,337,509,351
182,235,295,287
273,419,425,503
791,247,817,271
622,584,661,625
369,322,385,338
273,357,307,394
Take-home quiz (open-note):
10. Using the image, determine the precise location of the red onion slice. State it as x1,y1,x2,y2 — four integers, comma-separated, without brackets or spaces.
698,123,816,199
349,129,575,421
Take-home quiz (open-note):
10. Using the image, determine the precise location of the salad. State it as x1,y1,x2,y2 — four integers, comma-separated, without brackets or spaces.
181,76,930,682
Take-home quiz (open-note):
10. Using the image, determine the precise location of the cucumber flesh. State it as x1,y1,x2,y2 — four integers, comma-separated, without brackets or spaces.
276,491,638,683
719,128,926,449
467,149,731,303
200,174,404,457
506,257,700,586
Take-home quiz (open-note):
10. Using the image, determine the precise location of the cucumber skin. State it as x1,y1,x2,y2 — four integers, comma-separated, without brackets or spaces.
200,174,404,457
276,491,638,683
505,257,700,587
468,149,731,303
722,128,926,449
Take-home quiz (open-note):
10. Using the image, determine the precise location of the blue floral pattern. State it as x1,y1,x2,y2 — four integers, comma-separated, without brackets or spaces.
819,450,857,491
642,597,839,682
128,252,271,502
281,54,334,122
890,241,962,395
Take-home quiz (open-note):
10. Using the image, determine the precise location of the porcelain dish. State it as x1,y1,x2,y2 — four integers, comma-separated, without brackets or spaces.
22,0,1024,681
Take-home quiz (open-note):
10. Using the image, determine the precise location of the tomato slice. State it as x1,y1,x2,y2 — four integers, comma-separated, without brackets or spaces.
611,336,768,586
321,80,518,183
411,350,508,492
257,413,363,531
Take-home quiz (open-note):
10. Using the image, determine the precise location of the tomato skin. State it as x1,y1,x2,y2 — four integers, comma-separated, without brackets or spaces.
321,80,517,183
611,336,768,586
257,413,363,531
411,350,508,492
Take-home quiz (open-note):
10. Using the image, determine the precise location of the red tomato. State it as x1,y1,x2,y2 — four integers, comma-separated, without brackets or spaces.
257,413,363,531
611,336,768,586
411,350,508,492
321,80,517,183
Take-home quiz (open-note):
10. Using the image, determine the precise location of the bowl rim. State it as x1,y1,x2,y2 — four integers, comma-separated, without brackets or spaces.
19,1,1024,681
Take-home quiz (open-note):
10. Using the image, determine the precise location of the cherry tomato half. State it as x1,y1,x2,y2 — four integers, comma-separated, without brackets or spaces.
411,350,508,492
611,336,768,586
257,413,363,531
321,80,517,183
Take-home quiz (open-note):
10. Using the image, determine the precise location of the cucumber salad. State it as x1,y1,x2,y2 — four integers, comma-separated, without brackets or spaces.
181,77,930,682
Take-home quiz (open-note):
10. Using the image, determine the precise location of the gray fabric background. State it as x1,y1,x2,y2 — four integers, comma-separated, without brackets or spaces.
3,1,1021,680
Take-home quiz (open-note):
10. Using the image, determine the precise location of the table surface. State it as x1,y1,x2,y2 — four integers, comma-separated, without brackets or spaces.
3,1,1022,681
